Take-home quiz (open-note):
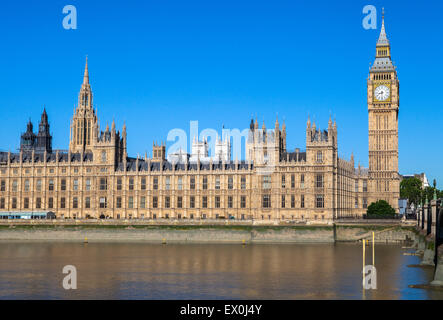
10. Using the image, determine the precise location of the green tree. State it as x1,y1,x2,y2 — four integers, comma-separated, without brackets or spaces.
400,177,422,205
367,200,396,216
421,186,436,204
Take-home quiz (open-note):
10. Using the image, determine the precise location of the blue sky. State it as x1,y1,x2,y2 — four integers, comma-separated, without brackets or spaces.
0,1,441,186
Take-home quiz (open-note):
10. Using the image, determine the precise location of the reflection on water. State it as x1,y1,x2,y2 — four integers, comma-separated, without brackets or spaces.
0,242,441,300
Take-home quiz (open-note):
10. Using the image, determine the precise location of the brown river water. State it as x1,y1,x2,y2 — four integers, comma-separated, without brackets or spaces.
0,242,441,299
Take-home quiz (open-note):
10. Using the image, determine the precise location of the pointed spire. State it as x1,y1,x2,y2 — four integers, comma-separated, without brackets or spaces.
377,8,389,47
275,114,279,129
83,56,89,84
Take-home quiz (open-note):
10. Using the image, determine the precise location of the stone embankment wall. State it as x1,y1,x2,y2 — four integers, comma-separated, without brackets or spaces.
432,245,443,286
335,225,415,243
413,227,443,287
0,223,415,244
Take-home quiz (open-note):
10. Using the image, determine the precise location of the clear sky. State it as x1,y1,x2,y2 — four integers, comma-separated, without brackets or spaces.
0,1,441,186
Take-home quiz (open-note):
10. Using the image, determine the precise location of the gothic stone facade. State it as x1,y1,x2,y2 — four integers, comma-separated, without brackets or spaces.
0,18,399,220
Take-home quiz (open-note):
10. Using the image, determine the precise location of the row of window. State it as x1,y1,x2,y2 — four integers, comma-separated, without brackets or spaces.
0,194,325,210
64,213,328,221
3,168,92,175
1,174,326,192
1,176,370,193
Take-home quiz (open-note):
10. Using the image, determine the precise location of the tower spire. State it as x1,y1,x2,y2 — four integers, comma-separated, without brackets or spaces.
377,8,389,47
83,56,89,84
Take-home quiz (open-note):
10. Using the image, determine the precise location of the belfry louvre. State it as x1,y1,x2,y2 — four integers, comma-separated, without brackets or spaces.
0,17,399,221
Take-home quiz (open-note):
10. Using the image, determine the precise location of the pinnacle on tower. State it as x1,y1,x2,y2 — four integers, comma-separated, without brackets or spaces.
377,8,389,47
83,56,89,84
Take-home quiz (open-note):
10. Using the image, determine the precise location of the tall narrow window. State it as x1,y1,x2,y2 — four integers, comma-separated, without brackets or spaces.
262,195,271,208
99,197,107,209
128,197,134,209
153,178,158,190
263,176,271,189
116,197,122,209
316,174,324,188
228,176,233,190
153,196,158,208
141,178,146,190
316,195,324,208
100,178,107,191
140,196,146,209
241,196,246,208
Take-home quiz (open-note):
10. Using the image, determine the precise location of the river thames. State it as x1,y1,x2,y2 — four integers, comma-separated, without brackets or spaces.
0,242,441,300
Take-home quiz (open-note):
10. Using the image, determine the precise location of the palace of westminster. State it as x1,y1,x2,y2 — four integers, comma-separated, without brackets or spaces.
0,17,400,221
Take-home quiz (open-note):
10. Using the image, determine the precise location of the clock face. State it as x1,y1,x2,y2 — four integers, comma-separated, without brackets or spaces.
374,85,390,101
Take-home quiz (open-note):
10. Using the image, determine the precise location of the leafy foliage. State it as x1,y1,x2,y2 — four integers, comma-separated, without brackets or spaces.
400,177,422,206
367,200,396,216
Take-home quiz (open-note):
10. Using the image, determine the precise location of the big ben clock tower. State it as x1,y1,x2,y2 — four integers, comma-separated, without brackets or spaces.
367,10,400,212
